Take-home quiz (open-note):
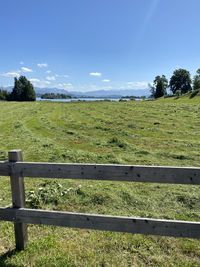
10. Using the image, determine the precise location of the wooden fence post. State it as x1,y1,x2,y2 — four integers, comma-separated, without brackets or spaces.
8,150,28,250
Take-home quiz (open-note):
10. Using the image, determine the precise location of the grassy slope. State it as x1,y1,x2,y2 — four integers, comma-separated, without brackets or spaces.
0,96,200,266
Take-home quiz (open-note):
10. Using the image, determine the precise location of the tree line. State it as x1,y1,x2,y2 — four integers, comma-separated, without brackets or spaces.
41,93,72,99
0,76,36,101
150,68,200,98
1,69,200,102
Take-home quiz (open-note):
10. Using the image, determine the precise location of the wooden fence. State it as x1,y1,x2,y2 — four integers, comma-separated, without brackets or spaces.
0,150,200,250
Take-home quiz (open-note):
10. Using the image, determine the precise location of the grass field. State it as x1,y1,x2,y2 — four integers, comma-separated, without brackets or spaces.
0,96,200,266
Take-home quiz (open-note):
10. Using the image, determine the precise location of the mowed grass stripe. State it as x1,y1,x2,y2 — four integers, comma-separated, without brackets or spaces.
0,97,200,266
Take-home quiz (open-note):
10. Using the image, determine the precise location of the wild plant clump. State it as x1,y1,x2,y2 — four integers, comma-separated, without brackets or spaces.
26,181,82,208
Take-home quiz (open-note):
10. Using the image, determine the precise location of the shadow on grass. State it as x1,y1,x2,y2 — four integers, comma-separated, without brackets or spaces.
0,249,19,267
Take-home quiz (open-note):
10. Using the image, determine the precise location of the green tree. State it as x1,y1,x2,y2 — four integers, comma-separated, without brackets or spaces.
148,83,156,98
0,88,10,100
169,69,192,95
193,68,200,90
10,76,36,101
152,75,168,98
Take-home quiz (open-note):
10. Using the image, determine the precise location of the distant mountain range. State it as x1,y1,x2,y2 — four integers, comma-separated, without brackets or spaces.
4,86,149,98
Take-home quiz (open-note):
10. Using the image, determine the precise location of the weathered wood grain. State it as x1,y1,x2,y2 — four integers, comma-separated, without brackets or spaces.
0,161,200,184
1,150,199,251
0,207,200,238
9,150,28,250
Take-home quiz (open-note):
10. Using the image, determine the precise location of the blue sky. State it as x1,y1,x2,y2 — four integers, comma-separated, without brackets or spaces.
0,0,200,92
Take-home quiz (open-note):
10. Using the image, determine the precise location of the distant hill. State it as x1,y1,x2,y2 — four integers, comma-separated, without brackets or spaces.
4,86,149,98
72,89,149,98
35,88,149,98
35,87,73,96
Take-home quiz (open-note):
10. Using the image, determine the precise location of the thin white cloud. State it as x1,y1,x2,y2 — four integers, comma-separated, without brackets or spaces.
37,63,48,68
30,78,40,83
46,70,52,74
46,76,56,81
89,72,102,77
21,67,33,73
55,74,69,78
76,83,112,92
126,81,148,89
102,79,110,82
76,81,149,92
0,71,20,78
30,78,50,88
57,83,73,90
20,61,24,65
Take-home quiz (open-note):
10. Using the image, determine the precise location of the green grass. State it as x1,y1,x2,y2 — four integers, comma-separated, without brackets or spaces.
0,96,200,266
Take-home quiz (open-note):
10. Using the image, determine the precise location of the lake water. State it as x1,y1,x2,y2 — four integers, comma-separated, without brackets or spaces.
36,97,141,102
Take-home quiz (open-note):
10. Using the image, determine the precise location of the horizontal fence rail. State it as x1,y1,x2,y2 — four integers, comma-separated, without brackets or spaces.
0,161,200,184
0,208,200,239
0,150,200,251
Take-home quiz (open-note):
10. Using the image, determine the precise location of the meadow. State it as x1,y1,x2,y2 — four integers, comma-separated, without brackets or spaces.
0,96,200,266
